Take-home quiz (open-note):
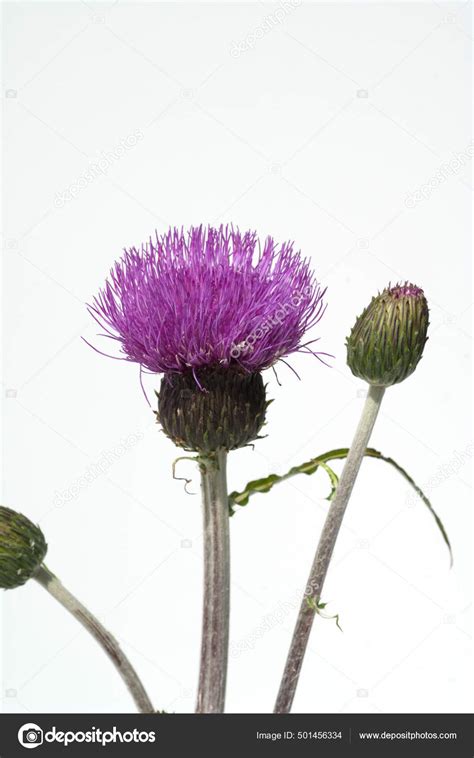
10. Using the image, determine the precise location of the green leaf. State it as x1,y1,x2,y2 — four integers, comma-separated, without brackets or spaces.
228,452,342,509
229,447,452,565
306,597,343,631
318,461,339,500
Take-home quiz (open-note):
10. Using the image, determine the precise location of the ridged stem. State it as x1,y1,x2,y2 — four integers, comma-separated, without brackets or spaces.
34,563,154,713
196,451,230,713
274,384,386,713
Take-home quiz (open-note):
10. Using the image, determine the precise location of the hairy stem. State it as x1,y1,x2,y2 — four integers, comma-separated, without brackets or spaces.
196,450,230,713
274,384,386,713
34,563,154,714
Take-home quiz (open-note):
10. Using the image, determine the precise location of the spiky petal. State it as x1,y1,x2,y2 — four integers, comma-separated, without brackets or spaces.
89,226,326,376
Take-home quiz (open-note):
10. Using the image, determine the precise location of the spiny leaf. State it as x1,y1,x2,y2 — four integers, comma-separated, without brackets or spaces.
229,447,452,565
228,453,341,509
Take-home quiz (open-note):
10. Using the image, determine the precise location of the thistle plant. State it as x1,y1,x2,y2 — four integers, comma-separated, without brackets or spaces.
1,218,447,716
90,225,327,712
274,282,430,713
0,506,153,713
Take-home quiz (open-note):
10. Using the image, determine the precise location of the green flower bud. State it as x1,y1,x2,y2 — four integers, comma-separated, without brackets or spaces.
0,506,47,589
157,367,268,454
346,282,429,387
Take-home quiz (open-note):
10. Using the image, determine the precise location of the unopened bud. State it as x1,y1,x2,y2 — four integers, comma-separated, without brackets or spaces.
346,282,429,387
0,506,47,589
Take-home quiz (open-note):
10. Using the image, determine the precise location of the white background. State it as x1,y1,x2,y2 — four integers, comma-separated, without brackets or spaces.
1,0,472,715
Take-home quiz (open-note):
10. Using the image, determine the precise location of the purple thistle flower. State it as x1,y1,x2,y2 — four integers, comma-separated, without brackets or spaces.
89,225,327,378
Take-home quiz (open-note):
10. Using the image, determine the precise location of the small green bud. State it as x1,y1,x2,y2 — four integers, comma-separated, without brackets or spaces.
0,506,47,589
346,282,429,387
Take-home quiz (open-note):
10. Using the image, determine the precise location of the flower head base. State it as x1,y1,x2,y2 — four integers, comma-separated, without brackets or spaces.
89,225,326,376
158,366,268,453
0,506,47,589
346,282,429,387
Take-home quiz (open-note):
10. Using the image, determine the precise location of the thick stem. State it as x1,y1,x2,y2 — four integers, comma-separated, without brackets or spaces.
195,450,230,713
33,563,154,714
275,384,386,713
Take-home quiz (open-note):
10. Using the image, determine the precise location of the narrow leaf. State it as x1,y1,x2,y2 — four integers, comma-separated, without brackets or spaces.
318,461,339,500
229,447,452,564
367,450,453,567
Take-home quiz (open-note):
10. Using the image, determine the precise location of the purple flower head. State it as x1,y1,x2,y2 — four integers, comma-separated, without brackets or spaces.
89,225,327,378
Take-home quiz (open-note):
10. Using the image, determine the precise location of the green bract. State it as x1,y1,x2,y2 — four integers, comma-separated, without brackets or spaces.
346,283,429,387
0,506,47,589
157,367,268,454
